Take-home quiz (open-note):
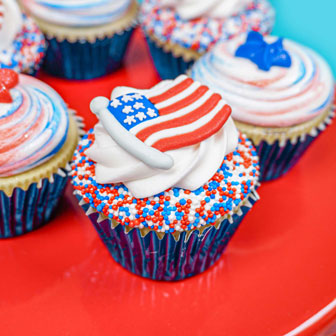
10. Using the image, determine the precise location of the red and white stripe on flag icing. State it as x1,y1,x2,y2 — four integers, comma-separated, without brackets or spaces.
132,75,232,152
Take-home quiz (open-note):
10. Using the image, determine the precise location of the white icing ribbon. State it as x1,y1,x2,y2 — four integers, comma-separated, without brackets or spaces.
0,0,23,50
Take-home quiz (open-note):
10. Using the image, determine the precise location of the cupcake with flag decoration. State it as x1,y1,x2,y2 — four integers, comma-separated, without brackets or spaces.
0,69,81,238
191,31,335,181
140,0,275,79
0,0,46,75
21,0,138,80
71,75,260,281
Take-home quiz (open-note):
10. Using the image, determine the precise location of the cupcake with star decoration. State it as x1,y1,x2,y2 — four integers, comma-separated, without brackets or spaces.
21,0,138,80
0,69,80,238
71,75,260,281
0,0,46,75
140,0,275,79
190,31,335,181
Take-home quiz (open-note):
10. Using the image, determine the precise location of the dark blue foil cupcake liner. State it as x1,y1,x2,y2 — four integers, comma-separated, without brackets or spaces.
0,170,68,239
145,35,196,80
257,111,334,181
77,193,257,281
43,28,135,80
256,136,316,181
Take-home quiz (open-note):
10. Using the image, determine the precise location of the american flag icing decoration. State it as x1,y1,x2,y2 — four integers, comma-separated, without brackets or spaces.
107,75,232,152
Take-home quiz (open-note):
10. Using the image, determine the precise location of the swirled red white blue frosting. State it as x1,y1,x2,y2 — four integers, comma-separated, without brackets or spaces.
71,131,259,233
0,75,69,177
21,0,132,27
0,0,46,74
191,34,335,127
140,0,275,53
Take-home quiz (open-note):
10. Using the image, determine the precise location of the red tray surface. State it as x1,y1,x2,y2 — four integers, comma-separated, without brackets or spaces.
1,30,335,336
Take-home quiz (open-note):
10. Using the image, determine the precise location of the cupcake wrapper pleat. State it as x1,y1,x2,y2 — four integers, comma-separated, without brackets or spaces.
257,132,320,181
145,36,195,80
43,28,134,80
0,171,68,238
78,194,256,281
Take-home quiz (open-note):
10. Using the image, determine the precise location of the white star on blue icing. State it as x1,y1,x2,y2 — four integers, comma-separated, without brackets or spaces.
107,93,160,131
122,106,134,114
134,102,145,110
110,99,121,108
124,115,136,125
147,108,157,118
121,95,134,103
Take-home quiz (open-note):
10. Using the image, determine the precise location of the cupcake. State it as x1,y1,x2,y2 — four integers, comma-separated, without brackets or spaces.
71,75,260,281
21,0,138,80
0,0,46,75
0,69,80,238
140,0,275,79
190,31,335,181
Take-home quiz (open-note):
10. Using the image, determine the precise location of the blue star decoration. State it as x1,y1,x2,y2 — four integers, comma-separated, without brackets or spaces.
235,31,292,71
107,93,159,131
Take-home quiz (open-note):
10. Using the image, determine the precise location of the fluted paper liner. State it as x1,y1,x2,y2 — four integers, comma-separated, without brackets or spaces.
146,32,201,62
29,1,138,43
0,111,80,197
76,188,259,280
76,188,260,242
235,106,334,146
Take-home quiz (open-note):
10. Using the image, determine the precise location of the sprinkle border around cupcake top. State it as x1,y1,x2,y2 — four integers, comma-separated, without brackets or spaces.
0,15,46,74
140,0,275,54
71,130,259,234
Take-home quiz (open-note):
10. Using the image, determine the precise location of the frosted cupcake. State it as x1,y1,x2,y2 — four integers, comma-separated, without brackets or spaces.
140,0,275,79
0,69,80,238
191,31,335,181
0,0,46,75
21,0,138,80
71,75,260,281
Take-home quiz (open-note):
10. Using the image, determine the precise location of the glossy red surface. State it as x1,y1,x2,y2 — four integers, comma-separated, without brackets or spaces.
0,30,336,336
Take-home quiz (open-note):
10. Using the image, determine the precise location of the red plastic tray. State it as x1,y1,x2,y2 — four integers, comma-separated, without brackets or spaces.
1,30,335,336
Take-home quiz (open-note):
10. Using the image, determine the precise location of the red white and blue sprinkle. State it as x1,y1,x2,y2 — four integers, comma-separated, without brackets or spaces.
140,0,275,54
72,130,260,234
0,15,46,74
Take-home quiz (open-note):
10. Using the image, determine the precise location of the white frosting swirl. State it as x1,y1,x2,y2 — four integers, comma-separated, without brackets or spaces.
21,0,132,27
190,35,334,127
0,0,23,50
160,0,250,20
86,82,238,199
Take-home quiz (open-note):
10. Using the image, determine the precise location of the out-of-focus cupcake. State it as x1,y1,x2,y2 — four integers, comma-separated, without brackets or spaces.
0,0,46,75
71,75,260,281
0,69,80,238
140,0,275,79
21,0,138,80
191,31,335,181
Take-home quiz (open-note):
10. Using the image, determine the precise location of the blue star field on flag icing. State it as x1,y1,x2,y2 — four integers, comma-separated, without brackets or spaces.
107,93,159,131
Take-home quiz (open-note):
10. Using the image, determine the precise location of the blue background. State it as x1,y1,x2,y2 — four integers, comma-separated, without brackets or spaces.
269,0,335,77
